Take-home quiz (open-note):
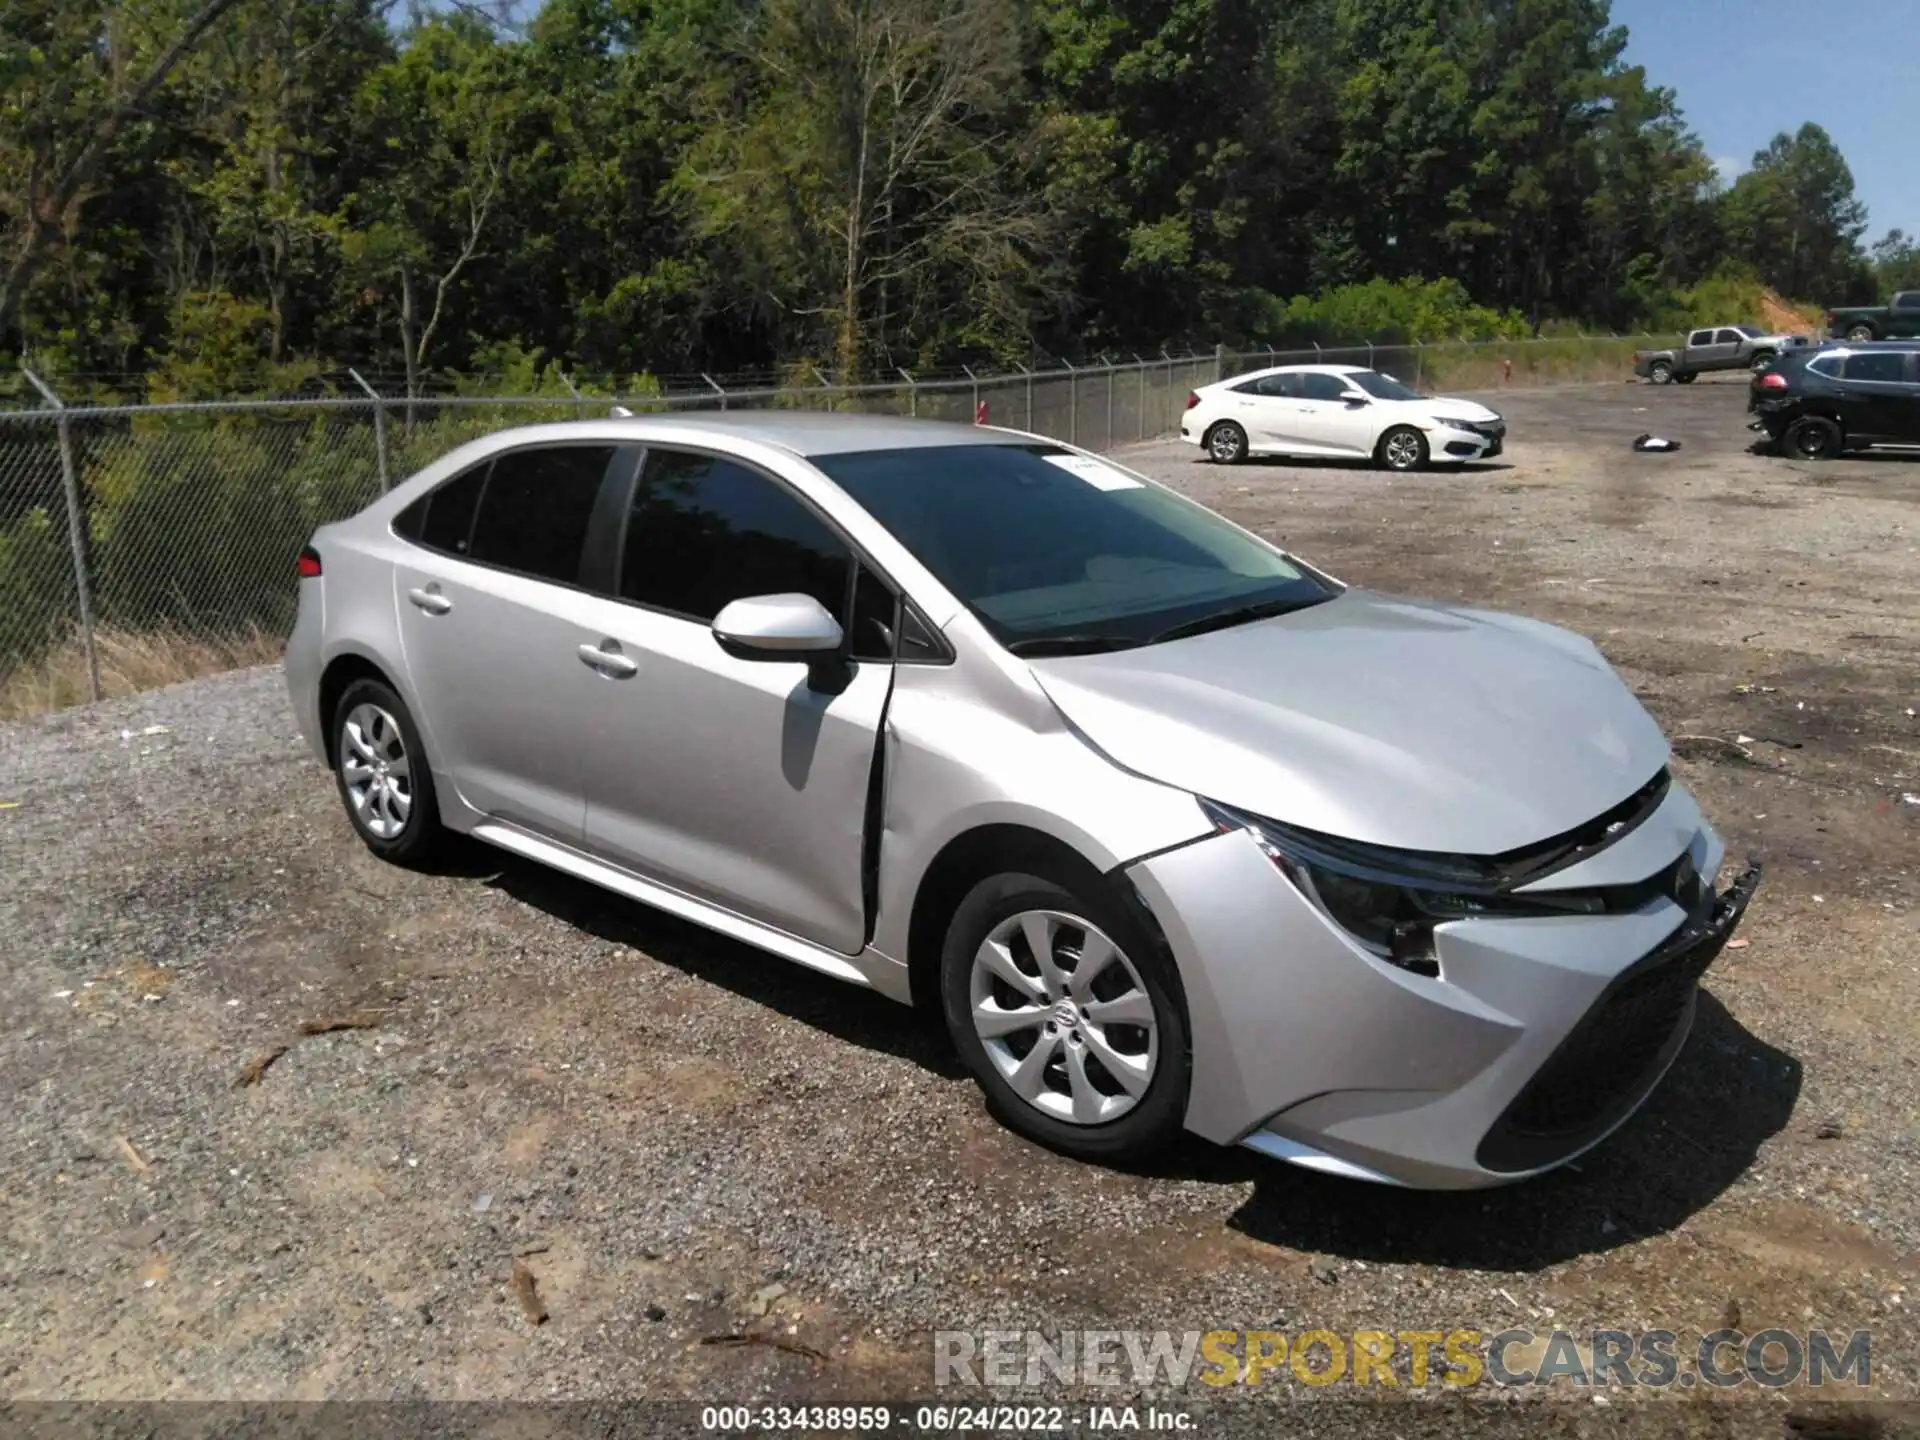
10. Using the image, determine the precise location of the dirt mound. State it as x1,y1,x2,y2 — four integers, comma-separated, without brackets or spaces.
1758,288,1823,335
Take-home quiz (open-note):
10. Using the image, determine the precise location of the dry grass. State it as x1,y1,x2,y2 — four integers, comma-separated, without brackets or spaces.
0,625,284,721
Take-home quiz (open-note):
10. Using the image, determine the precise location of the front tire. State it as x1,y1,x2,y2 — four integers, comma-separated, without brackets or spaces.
1205,420,1248,464
333,677,445,864
1784,415,1843,460
940,872,1190,1163
1376,425,1428,472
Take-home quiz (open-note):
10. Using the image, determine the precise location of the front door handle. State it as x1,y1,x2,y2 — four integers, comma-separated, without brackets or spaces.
408,586,452,615
578,642,638,678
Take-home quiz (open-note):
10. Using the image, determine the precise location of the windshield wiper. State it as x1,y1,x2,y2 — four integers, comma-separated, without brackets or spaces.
1148,596,1324,646
1004,633,1141,657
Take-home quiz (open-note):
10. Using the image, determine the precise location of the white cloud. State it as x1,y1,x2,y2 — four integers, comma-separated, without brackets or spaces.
1713,155,1748,184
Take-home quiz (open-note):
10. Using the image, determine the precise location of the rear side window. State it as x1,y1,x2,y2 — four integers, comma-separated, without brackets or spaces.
1688,330,1713,346
419,467,487,554
467,445,615,583
1843,352,1909,383
619,449,852,623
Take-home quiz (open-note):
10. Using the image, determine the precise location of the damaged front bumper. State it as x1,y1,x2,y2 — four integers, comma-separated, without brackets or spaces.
1127,780,1759,1188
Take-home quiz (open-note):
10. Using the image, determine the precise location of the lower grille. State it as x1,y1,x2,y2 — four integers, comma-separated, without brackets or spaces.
1475,864,1761,1174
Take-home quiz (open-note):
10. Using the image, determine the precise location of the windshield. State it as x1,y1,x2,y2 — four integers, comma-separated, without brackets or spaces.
1349,370,1423,401
814,444,1336,651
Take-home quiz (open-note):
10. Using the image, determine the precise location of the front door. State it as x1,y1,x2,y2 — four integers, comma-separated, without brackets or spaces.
1838,349,1919,444
1286,371,1382,457
394,442,621,841
574,446,897,953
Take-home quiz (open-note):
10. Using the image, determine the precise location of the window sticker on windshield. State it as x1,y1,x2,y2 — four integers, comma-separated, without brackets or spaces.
1041,453,1144,490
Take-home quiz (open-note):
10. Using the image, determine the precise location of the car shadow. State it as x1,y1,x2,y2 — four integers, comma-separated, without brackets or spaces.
1164,991,1799,1272
471,845,969,1078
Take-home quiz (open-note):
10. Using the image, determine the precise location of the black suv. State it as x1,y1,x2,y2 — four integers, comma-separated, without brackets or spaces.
1750,341,1920,459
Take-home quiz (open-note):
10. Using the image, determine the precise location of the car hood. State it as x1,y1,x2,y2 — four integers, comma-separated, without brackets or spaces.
1028,589,1669,855
1406,396,1501,426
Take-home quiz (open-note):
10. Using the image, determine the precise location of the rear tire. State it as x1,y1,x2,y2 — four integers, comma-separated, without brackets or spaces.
940,871,1191,1164
1784,415,1843,461
1749,351,1775,372
1846,324,1876,342
1648,359,1673,385
1674,372,1697,384
1205,420,1248,465
1376,425,1428,472
332,677,446,865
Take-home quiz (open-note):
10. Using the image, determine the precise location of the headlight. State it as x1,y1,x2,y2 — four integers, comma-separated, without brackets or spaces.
1201,800,1603,978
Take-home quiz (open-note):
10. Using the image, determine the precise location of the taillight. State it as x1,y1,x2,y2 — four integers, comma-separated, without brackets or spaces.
297,545,322,579
1185,391,1200,410
1758,372,1788,391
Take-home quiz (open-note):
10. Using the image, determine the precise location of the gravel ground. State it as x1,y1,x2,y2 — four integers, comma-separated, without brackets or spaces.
2,378,1916,1433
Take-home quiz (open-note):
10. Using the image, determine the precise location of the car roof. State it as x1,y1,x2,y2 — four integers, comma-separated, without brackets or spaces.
593,409,1020,457
1219,364,1369,383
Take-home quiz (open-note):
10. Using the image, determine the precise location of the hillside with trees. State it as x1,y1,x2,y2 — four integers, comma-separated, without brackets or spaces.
1,0,1903,397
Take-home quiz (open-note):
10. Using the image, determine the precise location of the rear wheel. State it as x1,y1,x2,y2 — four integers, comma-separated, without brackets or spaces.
1784,415,1843,461
333,678,445,864
1205,420,1248,464
1674,371,1697,384
1845,324,1876,342
1376,425,1428,472
1648,359,1673,384
940,872,1190,1163
1749,350,1776,372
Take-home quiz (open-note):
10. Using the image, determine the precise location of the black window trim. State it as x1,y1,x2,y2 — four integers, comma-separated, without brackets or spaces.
389,439,627,596
601,439,953,667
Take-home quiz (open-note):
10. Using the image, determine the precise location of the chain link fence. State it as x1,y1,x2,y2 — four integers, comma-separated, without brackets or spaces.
0,336,1667,717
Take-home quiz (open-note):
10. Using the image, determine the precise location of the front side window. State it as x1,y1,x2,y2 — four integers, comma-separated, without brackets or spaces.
1715,329,1743,345
619,449,853,624
466,445,614,584
1843,351,1908,383
1298,373,1353,402
814,444,1333,654
1349,370,1422,401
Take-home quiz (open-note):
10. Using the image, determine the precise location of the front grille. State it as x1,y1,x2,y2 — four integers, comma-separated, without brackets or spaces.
1475,864,1760,1174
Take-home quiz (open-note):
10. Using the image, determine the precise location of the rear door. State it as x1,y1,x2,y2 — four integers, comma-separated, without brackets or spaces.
393,442,628,841
1682,329,1716,368
1839,349,1915,443
1224,373,1293,449
570,445,897,953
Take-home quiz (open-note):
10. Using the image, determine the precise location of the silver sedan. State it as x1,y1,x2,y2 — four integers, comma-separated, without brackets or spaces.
285,413,1758,1187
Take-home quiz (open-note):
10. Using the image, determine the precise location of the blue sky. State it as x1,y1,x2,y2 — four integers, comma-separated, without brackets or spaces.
1610,0,1918,242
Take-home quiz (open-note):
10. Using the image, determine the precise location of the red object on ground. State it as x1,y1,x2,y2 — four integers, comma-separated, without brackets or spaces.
975,399,989,425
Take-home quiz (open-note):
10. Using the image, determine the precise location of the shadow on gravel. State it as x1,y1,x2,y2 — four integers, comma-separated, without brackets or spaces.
1197,991,1801,1272
1195,457,1514,476
476,850,969,1079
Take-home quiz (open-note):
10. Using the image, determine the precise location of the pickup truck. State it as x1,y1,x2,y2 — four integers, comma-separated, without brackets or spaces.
1826,291,1920,341
1633,324,1795,384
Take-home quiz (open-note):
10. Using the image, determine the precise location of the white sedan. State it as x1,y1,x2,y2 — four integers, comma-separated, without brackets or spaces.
1180,364,1506,471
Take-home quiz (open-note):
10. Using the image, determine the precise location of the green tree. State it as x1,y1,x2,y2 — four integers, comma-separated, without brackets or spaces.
1721,123,1869,302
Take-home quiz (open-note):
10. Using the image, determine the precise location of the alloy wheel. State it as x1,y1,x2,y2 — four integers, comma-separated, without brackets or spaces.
1207,424,1245,463
968,908,1158,1125
1383,430,1424,470
340,702,413,840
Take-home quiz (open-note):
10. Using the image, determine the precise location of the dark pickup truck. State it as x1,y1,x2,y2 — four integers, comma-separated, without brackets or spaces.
1827,291,1920,341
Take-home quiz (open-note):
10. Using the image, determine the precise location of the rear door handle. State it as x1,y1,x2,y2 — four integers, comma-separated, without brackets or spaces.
577,642,638,678
407,587,452,615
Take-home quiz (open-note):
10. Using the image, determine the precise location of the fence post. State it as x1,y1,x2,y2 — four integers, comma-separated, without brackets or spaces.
1133,355,1146,442
1366,340,1376,369
1061,358,1077,445
22,367,101,703
701,373,728,411
1311,341,1322,360
962,364,979,422
349,369,389,491
1214,343,1227,383
897,367,917,417
1104,358,1115,451
1017,363,1033,431
559,371,584,409
1414,341,1425,389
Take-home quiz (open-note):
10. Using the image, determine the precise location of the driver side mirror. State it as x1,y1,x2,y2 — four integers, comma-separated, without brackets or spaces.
711,593,845,660
1341,392,1371,407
